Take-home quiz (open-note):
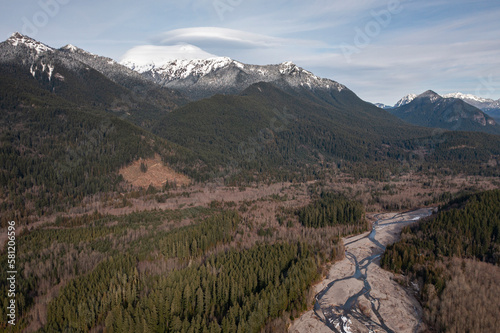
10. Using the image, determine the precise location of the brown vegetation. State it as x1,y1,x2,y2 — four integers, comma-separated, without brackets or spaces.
322,173,499,212
423,258,500,333
119,154,191,188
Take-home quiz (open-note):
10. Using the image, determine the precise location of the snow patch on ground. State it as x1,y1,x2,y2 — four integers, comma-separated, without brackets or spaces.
47,64,54,81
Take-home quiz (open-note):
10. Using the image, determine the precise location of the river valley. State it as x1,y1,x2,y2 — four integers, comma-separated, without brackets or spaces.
290,208,435,333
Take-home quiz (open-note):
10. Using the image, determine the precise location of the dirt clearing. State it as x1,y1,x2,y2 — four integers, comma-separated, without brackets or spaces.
119,154,191,188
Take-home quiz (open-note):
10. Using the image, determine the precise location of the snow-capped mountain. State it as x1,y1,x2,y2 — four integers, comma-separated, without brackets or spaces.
443,92,500,119
373,95,417,110
0,32,86,83
58,42,173,92
389,90,499,134
443,92,493,104
394,94,417,108
121,56,347,100
0,33,185,122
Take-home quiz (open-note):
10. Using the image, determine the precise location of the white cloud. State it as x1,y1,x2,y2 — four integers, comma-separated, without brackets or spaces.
153,27,325,50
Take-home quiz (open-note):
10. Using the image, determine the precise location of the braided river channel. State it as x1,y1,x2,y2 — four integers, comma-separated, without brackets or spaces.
290,208,435,333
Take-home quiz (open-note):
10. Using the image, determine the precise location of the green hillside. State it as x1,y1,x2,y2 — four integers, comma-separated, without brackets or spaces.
0,69,199,226
154,82,500,181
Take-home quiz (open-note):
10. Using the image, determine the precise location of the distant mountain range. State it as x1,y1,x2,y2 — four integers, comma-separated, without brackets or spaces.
388,90,499,134
442,93,500,120
1,32,499,192
376,92,500,121
121,56,347,101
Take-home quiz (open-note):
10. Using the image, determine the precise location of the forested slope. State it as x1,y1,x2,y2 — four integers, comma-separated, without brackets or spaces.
382,190,500,332
0,71,200,226
154,82,500,182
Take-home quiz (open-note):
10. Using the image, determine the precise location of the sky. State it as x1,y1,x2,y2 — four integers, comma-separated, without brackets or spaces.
1,0,500,105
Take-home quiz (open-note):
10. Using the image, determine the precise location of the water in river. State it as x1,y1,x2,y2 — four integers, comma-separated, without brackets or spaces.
313,209,434,333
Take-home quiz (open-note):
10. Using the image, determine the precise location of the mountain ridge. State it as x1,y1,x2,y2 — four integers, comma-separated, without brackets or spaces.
121,54,347,100
0,32,188,127
389,90,499,134
443,92,500,120
386,91,500,120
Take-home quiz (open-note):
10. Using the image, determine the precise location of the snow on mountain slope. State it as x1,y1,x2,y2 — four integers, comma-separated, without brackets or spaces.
7,32,53,54
121,55,346,100
0,33,64,82
390,90,499,133
136,57,236,80
443,92,493,103
392,91,500,122
120,44,218,73
443,92,500,112
373,103,393,109
58,42,145,82
394,94,417,107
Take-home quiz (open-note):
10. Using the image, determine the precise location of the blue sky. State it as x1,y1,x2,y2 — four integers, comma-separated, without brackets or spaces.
1,0,500,104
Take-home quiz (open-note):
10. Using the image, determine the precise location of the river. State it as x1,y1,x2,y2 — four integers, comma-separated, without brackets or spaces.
290,208,435,333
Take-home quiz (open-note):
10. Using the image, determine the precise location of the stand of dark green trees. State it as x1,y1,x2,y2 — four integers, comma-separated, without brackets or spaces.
382,189,500,276
296,192,366,230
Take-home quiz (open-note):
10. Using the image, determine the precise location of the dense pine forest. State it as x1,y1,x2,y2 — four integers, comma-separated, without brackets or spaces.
296,192,365,229
382,189,500,332
0,65,203,228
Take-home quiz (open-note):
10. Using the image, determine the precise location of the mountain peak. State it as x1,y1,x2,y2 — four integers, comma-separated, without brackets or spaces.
61,44,79,52
279,61,298,73
278,61,318,78
394,94,417,107
391,90,499,132
9,32,26,40
7,32,53,54
417,90,441,103
418,90,440,98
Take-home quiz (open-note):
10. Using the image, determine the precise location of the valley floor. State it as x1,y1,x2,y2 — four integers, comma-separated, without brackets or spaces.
1,174,497,332
289,208,434,333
